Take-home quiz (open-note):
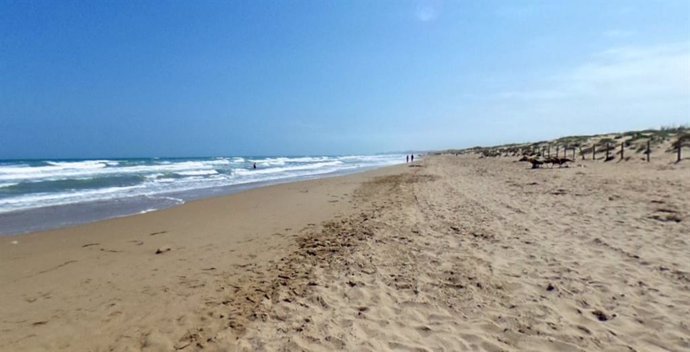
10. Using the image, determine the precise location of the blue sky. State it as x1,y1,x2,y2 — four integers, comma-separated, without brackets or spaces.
1,0,689,158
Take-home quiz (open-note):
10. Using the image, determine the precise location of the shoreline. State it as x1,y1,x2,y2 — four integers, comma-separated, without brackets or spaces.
0,162,410,351
0,162,402,237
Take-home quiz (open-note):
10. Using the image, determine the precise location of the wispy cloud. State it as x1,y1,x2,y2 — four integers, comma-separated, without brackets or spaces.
603,29,635,38
415,7,437,22
495,4,536,18
415,0,442,22
564,42,689,98
499,42,689,102
479,42,690,135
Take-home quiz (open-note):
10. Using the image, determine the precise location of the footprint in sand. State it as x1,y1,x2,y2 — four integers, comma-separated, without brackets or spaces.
155,246,172,254
592,309,612,321
649,208,683,223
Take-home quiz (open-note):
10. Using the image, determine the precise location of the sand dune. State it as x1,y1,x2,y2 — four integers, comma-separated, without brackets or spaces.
1,155,689,351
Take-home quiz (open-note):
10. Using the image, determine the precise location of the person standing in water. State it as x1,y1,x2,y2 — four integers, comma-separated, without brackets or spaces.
253,162,257,169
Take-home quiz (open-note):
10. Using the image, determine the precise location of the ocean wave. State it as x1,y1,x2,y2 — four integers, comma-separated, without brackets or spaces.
0,160,112,176
46,160,116,169
234,161,344,176
0,160,216,182
206,158,231,165
176,170,219,176
249,156,334,166
0,154,406,214
0,185,146,213
0,175,147,195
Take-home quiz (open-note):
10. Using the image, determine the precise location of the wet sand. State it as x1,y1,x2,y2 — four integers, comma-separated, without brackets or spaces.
1,155,689,351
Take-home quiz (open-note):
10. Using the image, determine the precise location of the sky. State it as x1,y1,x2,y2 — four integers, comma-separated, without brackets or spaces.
1,0,689,158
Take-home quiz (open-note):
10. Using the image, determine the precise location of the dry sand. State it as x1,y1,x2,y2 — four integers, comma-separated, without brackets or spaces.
1,155,689,351
0,167,398,351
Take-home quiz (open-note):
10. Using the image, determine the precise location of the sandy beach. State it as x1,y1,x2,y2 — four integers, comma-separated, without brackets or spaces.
3,1,688,351
2,155,689,351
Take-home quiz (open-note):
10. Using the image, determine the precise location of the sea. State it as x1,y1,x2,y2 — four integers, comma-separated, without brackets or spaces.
0,154,406,235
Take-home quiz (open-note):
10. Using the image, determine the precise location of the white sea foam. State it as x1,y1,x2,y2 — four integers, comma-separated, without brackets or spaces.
0,154,406,214
0,185,145,213
150,195,186,205
234,161,344,176
207,158,231,165
0,160,215,182
176,170,219,176
45,160,113,168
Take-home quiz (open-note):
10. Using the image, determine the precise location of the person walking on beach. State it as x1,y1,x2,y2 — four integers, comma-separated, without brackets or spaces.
406,155,409,163
411,154,414,162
